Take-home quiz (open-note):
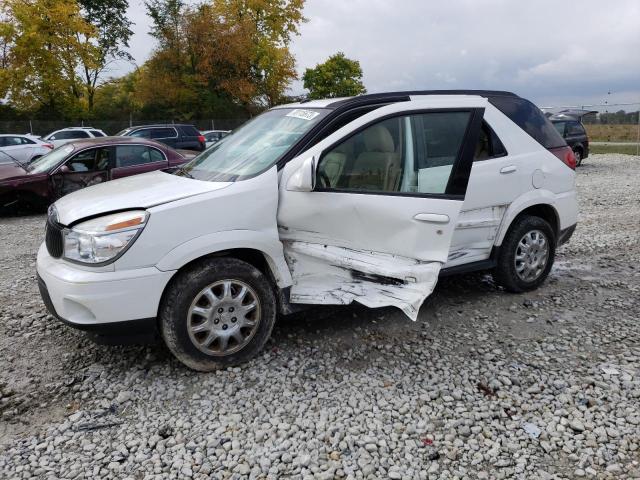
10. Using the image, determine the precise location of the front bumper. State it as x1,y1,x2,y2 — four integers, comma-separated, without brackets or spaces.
36,244,174,337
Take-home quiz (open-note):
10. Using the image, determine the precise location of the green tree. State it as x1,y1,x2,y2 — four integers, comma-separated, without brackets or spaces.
77,0,134,112
2,0,99,118
303,52,366,99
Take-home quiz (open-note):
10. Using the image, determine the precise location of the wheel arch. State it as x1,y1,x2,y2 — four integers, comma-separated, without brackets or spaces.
495,196,560,247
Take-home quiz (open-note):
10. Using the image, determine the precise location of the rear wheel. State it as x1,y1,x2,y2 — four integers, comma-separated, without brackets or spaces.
573,148,583,166
160,257,276,371
493,215,556,293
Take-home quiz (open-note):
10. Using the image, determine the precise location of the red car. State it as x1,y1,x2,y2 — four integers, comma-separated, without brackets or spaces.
0,137,188,212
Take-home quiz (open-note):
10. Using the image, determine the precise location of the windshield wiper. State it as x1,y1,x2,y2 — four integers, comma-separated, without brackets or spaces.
175,166,194,179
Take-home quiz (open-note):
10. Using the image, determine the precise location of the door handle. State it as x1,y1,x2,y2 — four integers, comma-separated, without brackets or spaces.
414,213,450,224
500,165,517,174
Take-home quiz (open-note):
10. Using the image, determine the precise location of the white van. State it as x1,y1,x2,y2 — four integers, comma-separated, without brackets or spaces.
37,91,578,371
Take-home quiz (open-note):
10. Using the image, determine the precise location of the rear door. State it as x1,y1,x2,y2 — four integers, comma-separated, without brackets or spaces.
51,147,111,199
111,144,169,179
277,97,485,319
150,127,179,148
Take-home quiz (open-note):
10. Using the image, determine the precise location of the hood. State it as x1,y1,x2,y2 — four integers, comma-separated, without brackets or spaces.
54,170,232,225
0,162,28,182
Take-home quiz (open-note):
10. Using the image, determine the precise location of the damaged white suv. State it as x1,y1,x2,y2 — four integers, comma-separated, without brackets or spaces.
37,91,578,370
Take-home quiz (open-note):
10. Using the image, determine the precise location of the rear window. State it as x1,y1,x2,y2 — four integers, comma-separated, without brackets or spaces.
489,97,566,149
90,130,105,137
178,125,200,136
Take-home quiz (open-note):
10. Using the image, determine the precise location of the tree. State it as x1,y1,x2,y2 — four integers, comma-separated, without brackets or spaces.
77,0,133,112
303,52,366,99
139,0,306,119
2,0,99,118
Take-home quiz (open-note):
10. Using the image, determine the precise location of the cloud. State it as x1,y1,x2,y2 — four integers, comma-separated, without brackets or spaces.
117,0,640,110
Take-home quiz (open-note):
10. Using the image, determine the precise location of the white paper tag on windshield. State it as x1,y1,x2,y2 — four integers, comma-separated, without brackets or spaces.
286,109,320,121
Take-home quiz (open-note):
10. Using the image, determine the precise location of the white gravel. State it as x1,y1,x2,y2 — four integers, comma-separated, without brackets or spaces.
0,154,639,479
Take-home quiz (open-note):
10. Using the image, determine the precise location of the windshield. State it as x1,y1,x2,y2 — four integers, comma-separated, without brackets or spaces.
177,108,329,182
28,145,74,174
116,128,132,136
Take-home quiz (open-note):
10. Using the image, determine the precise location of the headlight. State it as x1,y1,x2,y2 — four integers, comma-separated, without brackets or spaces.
63,210,148,265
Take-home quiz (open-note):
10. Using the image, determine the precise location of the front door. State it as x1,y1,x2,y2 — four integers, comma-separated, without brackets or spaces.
51,147,111,199
277,97,485,319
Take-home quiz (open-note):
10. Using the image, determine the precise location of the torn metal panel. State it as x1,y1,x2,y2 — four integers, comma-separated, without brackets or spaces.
283,241,441,320
445,205,508,267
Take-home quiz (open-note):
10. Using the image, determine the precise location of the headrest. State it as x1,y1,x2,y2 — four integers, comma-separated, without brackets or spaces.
363,125,394,153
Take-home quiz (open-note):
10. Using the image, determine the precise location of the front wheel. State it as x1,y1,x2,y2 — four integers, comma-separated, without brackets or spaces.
160,257,277,371
493,215,556,293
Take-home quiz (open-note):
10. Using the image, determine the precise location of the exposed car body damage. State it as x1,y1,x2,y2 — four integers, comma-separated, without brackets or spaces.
282,241,441,320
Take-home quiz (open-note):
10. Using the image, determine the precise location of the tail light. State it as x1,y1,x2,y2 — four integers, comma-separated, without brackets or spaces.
43,143,54,149
549,146,576,170
198,135,205,144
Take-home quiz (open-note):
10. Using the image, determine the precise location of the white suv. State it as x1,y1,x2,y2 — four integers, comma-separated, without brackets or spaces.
43,127,107,148
37,91,578,370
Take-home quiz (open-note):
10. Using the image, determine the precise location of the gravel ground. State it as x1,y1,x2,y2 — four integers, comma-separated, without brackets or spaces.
0,153,639,479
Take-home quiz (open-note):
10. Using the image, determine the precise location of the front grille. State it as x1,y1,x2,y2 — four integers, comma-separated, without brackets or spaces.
45,210,64,258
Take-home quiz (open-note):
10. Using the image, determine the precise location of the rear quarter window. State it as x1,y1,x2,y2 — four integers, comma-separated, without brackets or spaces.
489,97,566,149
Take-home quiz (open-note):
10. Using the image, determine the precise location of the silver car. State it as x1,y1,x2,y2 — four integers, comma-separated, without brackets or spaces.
0,134,54,164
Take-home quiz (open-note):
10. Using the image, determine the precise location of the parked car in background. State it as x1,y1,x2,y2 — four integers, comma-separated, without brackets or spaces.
117,124,206,152
201,130,230,148
36,90,578,371
43,127,108,148
0,134,54,164
549,110,593,166
0,137,186,212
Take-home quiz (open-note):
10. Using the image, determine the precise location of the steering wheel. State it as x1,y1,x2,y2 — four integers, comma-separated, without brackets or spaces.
318,170,332,189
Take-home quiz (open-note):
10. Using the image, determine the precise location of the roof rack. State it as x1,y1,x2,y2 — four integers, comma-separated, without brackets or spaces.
328,90,518,108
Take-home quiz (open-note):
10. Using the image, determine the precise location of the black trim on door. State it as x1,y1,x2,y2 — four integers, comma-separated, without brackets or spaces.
446,108,484,196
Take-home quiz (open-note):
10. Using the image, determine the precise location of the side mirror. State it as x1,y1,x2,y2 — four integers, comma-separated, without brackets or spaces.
59,165,70,173
286,156,315,192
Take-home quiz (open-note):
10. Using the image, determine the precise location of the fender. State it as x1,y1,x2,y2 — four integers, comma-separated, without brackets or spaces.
494,189,559,246
155,229,293,288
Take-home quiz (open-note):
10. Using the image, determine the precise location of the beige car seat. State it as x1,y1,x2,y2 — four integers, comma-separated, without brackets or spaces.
349,125,399,191
320,141,353,188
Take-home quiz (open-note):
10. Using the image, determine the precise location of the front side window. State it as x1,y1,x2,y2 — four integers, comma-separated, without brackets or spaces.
316,111,471,195
65,148,110,172
66,149,99,172
116,145,164,167
179,108,329,182
129,129,151,138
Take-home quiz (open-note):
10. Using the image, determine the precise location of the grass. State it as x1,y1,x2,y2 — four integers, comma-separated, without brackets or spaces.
590,143,639,156
585,124,639,142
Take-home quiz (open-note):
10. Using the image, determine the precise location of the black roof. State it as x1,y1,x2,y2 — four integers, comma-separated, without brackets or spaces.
124,124,196,129
320,90,518,109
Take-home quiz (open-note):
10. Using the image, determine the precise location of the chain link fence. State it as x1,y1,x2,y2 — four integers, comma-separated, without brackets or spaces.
0,118,249,136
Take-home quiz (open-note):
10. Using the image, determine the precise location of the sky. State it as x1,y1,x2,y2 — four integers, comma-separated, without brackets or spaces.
119,0,640,112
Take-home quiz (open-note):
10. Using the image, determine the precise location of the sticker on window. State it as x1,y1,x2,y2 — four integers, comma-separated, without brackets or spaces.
286,109,320,121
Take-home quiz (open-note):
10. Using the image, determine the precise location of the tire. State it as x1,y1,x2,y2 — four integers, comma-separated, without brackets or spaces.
159,257,277,371
573,148,583,166
493,215,556,293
